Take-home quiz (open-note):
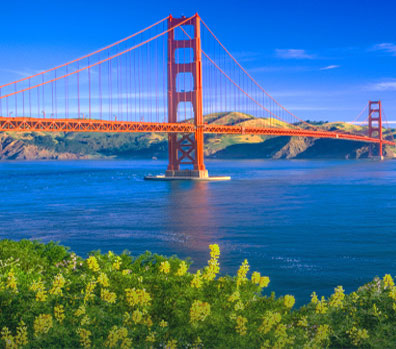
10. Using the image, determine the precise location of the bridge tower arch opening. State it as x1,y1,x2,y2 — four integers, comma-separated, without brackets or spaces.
368,100,384,160
165,14,208,179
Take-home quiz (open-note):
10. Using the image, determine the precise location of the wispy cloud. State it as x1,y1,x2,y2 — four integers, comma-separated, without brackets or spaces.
372,43,396,56
320,65,340,71
0,68,40,78
275,49,315,59
366,81,396,91
233,51,262,63
249,65,311,73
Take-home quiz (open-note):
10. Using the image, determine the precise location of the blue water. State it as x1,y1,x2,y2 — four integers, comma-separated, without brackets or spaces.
0,159,395,306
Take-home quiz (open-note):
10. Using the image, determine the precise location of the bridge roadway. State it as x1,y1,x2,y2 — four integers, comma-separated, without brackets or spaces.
0,117,394,146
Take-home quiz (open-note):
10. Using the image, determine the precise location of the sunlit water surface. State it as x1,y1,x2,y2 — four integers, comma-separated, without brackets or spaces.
1,159,395,305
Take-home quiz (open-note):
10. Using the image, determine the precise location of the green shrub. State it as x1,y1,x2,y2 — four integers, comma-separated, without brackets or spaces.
0,239,395,348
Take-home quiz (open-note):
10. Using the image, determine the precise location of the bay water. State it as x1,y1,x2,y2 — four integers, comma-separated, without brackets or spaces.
1,159,395,305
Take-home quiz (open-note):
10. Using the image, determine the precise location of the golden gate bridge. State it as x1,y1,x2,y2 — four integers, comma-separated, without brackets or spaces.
0,14,394,179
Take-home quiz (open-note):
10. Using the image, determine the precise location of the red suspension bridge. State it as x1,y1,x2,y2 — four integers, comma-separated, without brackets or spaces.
0,14,394,179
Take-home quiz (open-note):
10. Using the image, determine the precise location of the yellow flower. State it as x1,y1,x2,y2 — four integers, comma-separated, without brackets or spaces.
314,324,330,344
112,257,122,271
1,327,15,349
191,270,203,289
351,291,359,303
209,244,220,259
132,310,143,324
15,321,28,346
122,312,132,327
104,326,129,348
146,331,156,342
125,288,152,307
159,261,171,274
176,261,188,276
315,296,328,314
258,311,282,334
122,269,131,276
203,245,221,282
234,300,244,311
236,259,249,287
77,328,92,349
34,314,53,336
87,256,100,272
49,274,65,296
228,291,240,303
190,300,211,324
6,270,17,292
259,276,270,288
383,274,395,289
120,337,132,349
30,278,45,292
54,305,65,323
235,315,248,336
84,280,97,303
97,272,110,287
284,295,295,309
347,326,369,346
36,290,48,302
310,291,319,304
251,271,261,284
329,286,345,308
2,321,28,348
101,288,117,304
159,320,168,327
389,287,396,301
30,279,44,292
74,305,86,317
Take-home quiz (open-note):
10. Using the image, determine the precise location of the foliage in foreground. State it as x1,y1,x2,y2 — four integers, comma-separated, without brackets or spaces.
0,240,396,348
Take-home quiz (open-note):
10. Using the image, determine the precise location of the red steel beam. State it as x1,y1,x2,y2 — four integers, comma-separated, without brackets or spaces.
203,124,396,145
0,117,195,134
0,117,394,146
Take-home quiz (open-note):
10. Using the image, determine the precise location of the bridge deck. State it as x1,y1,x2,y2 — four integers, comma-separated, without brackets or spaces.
0,117,394,146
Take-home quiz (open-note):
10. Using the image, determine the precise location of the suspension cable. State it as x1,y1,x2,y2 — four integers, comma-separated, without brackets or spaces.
0,16,170,89
0,16,194,100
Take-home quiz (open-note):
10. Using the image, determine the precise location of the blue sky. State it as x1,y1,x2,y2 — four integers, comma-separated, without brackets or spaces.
1,0,395,122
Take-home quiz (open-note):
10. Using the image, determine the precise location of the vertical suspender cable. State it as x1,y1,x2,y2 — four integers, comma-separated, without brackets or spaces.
77,61,81,118
88,57,91,119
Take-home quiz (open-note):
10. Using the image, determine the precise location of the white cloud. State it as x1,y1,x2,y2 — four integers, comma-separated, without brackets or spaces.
249,65,311,73
367,81,396,91
320,65,340,70
372,43,396,55
0,68,41,78
275,49,315,59
233,51,262,63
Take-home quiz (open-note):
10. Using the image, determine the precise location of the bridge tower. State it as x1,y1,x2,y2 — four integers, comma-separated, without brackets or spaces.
165,14,208,179
368,100,384,159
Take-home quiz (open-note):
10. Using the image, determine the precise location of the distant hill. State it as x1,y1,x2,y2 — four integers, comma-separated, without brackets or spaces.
1,112,395,160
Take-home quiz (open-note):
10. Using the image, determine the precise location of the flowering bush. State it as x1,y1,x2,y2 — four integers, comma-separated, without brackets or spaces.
0,239,396,348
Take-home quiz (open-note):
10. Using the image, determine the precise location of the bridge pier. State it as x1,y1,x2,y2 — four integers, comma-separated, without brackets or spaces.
368,100,384,160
